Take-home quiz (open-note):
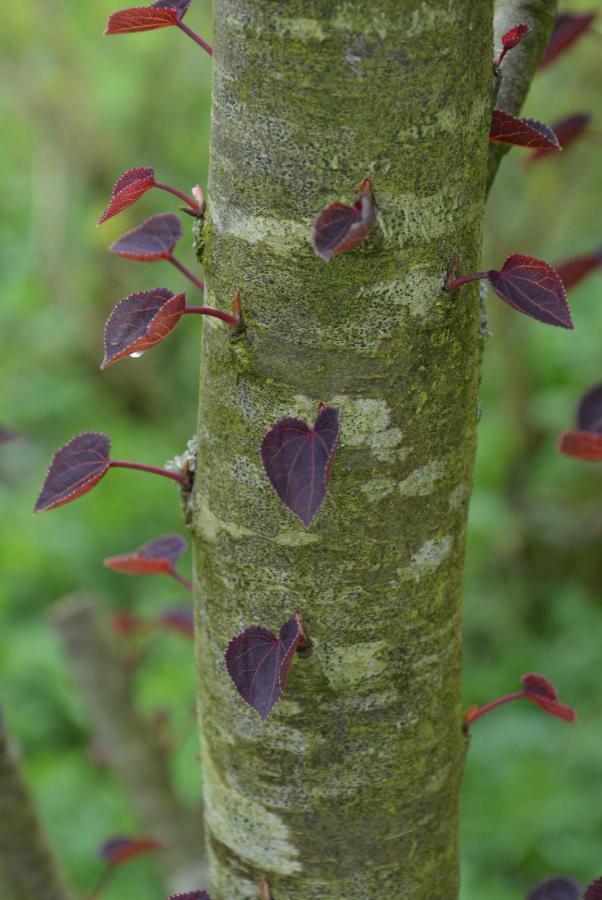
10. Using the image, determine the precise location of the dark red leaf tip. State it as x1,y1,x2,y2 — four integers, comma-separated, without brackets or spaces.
488,254,573,329
528,113,592,165
102,288,186,368
312,179,374,262
105,533,187,576
555,246,602,291
558,430,602,462
109,213,183,262
527,876,582,900
157,605,195,638
105,0,191,35
34,432,111,513
489,109,561,151
540,12,597,69
166,892,211,900
522,673,577,723
99,167,156,224
99,836,163,867
261,405,340,527
225,615,304,719
585,877,602,900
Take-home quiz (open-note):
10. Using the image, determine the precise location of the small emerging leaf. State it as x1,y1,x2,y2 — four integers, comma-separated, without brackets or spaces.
99,836,163,867
528,113,591,164
556,246,602,291
35,432,111,512
261,405,340,527
109,212,182,261
489,109,560,151
105,533,188,576
102,288,186,368
577,383,602,435
312,178,374,262
495,23,531,67
487,254,573,329
540,12,597,69
106,0,191,35
558,430,602,462
585,878,602,900
157,605,194,638
99,167,156,224
527,876,581,900
521,673,576,723
225,615,304,719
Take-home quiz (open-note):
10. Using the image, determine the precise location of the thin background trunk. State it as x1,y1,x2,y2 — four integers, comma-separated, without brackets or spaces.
190,1,553,898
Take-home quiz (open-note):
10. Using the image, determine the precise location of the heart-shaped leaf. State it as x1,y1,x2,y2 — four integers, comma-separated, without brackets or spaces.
527,876,582,900
99,836,163,867
521,674,576,723
495,23,531,68
99,167,156,224
487,254,573,329
157,605,194,638
225,614,304,719
105,534,188,576
106,0,191,34
585,878,602,900
261,405,340,527
312,178,374,262
35,432,111,512
577,383,602,435
102,288,186,368
489,109,560,151
109,212,182,261
528,113,591,164
558,430,602,462
556,247,602,292
166,892,211,900
540,12,597,69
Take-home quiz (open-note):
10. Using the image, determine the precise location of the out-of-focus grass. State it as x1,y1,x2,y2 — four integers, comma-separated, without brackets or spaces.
0,2,600,898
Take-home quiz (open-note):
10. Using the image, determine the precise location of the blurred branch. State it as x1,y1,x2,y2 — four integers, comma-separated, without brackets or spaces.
51,594,206,894
488,0,557,189
0,708,72,900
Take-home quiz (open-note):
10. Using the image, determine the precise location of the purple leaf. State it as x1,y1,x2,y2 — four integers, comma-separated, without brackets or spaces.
489,109,560,150
261,405,340,527
99,836,163,867
109,213,183,261
34,432,111,512
487,254,573,329
102,288,186,368
495,23,531,68
225,614,304,719
558,430,602,462
528,113,591,164
105,534,188,576
527,876,582,900
577,383,602,435
312,178,374,262
521,673,576,723
156,605,195,638
106,1,191,34
540,12,597,69
99,167,156,224
166,892,211,900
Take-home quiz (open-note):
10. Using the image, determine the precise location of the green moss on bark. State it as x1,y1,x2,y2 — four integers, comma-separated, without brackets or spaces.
192,2,493,897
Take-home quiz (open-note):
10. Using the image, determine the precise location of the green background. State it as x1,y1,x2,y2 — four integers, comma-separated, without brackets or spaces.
0,2,600,898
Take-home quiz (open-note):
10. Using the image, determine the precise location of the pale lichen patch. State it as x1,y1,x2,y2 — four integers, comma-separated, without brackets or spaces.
410,536,453,581
448,482,467,511
315,639,388,690
360,477,396,503
209,200,309,256
274,17,326,41
398,460,446,497
197,504,255,544
202,747,302,875
274,528,320,547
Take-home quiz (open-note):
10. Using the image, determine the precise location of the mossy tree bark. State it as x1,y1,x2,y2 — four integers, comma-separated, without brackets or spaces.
191,2,505,898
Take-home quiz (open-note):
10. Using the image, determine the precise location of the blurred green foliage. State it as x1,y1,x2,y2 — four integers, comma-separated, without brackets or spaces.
0,2,600,898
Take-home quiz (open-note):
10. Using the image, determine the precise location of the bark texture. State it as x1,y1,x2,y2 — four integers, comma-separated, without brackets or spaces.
52,595,205,894
191,2,494,898
0,709,72,900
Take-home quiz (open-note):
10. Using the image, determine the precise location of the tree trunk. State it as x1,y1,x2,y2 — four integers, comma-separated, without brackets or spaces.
191,2,494,897
0,709,72,900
